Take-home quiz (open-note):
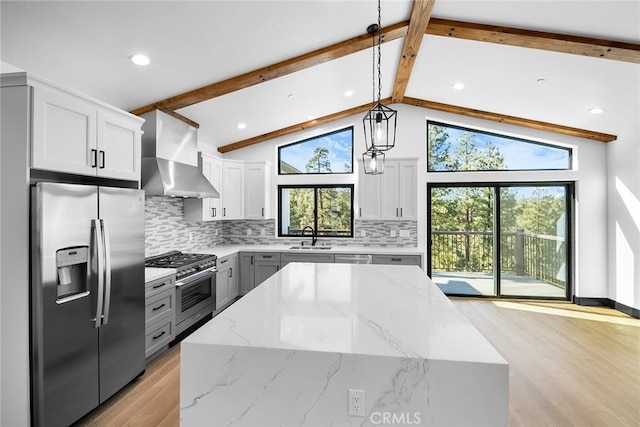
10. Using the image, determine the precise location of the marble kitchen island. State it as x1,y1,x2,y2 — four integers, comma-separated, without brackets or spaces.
181,263,508,426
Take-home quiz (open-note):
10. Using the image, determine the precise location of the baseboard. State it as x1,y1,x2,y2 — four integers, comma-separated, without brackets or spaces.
573,296,640,319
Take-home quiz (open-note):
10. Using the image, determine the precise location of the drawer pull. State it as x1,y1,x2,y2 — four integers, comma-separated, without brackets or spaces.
220,259,228,264
152,303,166,311
152,331,166,340
152,283,166,289
263,255,273,259
391,258,402,262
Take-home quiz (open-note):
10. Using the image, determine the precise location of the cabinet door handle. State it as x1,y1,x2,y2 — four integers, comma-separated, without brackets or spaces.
223,208,226,217
261,207,264,217
251,256,254,265
152,283,166,289
359,208,362,217
229,267,233,278
91,149,98,168
152,303,166,311
220,259,228,264
211,208,215,218
400,208,403,217
152,331,166,340
213,207,217,217
99,151,105,169
276,265,280,271
396,208,399,217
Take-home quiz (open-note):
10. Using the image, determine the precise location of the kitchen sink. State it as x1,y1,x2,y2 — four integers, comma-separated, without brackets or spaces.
289,246,332,250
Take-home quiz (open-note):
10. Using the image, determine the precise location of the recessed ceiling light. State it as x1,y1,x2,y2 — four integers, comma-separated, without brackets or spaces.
588,107,605,114
537,78,547,84
344,90,354,97
236,123,247,130
452,82,464,90
287,93,295,99
129,53,150,66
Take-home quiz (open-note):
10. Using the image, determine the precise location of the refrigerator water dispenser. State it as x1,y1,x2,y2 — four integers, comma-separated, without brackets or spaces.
56,246,89,302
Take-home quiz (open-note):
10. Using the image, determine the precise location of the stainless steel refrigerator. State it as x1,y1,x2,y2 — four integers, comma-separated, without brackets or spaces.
31,182,145,427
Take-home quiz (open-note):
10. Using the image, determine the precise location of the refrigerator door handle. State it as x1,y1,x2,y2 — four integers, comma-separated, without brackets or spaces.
92,219,105,328
101,219,112,325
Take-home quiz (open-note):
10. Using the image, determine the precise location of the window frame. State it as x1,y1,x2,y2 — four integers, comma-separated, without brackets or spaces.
427,120,573,172
277,184,355,239
277,126,354,175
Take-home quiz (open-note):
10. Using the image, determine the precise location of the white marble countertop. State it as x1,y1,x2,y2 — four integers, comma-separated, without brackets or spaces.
194,244,425,259
144,267,176,283
185,263,506,365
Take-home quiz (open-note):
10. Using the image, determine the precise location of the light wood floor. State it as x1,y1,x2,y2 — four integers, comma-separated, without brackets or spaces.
74,300,639,427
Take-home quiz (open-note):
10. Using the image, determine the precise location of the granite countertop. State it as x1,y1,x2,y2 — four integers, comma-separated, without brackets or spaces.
195,244,425,259
185,263,506,364
144,267,176,283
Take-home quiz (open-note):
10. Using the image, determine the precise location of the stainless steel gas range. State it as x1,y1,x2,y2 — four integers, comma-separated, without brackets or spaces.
145,251,217,335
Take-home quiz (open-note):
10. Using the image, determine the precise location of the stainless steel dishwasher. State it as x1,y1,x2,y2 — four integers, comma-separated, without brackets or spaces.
334,254,372,264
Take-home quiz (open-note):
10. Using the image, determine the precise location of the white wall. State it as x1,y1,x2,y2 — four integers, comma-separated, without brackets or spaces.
607,101,640,311
205,103,610,301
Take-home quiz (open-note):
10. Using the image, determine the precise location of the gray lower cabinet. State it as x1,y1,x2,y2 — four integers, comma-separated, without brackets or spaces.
254,253,281,286
280,252,335,267
371,254,422,266
144,274,176,359
216,254,238,309
239,252,256,295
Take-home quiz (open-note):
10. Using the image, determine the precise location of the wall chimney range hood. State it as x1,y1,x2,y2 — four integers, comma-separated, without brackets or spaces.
140,110,219,198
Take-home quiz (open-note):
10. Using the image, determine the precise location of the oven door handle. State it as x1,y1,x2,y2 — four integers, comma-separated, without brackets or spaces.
175,267,217,287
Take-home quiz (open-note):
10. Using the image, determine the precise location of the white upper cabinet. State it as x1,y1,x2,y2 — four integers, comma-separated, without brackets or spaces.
184,153,222,222
31,82,142,181
245,161,272,220
97,109,142,181
357,160,382,219
359,158,417,221
221,160,245,220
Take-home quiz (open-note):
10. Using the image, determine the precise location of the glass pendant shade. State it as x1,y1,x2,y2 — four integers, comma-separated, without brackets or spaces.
362,147,385,175
363,102,397,152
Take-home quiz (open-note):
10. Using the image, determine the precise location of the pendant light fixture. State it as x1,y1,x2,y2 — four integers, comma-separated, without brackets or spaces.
362,0,397,170
362,146,385,175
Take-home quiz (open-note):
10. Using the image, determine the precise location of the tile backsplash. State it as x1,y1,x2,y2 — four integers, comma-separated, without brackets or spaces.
145,196,417,256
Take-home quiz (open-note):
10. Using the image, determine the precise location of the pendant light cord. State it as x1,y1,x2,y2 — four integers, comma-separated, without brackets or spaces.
377,0,382,105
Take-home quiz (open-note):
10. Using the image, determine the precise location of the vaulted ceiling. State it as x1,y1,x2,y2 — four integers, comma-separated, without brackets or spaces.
2,0,639,152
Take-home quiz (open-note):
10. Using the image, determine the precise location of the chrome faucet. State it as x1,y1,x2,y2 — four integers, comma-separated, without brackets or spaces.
301,225,317,246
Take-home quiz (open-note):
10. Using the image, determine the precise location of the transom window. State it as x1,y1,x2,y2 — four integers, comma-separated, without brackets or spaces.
427,121,572,172
278,185,354,238
278,127,353,175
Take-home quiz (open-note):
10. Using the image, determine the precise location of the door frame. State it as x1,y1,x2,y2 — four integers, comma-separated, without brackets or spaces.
427,181,574,301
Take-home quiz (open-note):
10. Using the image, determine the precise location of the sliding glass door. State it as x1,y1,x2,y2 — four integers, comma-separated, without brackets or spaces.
428,183,571,300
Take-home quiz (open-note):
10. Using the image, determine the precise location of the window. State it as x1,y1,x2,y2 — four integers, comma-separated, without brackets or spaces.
278,185,354,238
427,121,572,172
278,127,353,174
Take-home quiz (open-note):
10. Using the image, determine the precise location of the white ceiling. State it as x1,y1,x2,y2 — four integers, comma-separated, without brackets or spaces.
2,0,639,148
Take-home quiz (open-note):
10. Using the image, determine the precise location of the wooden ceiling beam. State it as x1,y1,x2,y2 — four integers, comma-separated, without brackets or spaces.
402,96,617,142
217,98,392,153
130,23,408,116
392,0,437,103
426,18,640,63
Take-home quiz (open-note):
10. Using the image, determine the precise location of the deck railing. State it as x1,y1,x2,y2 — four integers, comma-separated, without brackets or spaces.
431,229,566,287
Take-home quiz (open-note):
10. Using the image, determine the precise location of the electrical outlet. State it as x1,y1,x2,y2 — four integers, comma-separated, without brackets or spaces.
399,229,410,237
348,389,365,417
261,228,266,236
246,228,252,236
390,229,397,238
360,229,366,238
214,229,219,236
